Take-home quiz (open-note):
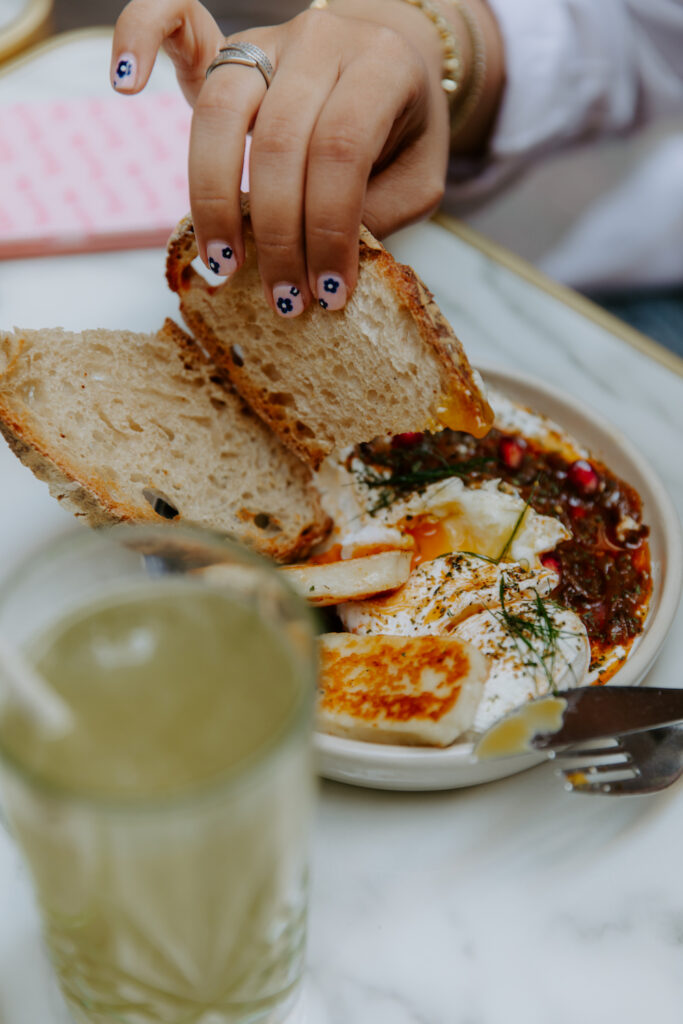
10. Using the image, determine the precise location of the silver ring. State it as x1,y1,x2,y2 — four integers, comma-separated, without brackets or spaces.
205,41,274,88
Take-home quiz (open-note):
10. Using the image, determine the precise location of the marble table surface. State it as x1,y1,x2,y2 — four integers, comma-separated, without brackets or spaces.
1,30,683,1024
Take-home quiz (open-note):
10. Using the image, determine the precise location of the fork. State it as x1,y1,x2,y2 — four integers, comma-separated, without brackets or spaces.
556,724,683,795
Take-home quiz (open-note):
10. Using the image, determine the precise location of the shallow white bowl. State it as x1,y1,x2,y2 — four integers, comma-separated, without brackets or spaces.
314,364,683,791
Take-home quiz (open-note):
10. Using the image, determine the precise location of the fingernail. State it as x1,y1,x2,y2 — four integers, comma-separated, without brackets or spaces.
112,53,137,90
206,241,238,278
317,273,347,311
273,283,304,318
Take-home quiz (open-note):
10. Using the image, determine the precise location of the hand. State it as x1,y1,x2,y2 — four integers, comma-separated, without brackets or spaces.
111,0,450,315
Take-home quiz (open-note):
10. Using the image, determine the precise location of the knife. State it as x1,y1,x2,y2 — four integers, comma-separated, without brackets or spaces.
473,686,683,761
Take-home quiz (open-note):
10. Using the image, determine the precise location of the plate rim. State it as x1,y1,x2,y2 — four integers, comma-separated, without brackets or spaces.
314,363,683,790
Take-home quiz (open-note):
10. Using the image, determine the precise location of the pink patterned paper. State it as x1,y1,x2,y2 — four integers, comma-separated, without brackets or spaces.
0,93,192,258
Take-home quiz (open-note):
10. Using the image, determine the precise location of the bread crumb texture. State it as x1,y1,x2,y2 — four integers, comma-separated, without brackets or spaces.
0,322,329,561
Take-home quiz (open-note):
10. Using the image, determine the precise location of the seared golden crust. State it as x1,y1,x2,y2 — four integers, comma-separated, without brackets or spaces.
320,635,471,724
316,632,489,746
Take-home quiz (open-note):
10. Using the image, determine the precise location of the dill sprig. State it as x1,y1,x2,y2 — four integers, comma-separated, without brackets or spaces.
498,478,538,561
491,575,582,690
356,455,490,515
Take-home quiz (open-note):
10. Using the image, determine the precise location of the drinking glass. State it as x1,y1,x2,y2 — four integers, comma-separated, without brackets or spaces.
0,524,318,1024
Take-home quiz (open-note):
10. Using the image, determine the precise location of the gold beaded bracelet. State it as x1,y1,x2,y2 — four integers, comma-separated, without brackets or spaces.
444,0,487,146
309,0,468,107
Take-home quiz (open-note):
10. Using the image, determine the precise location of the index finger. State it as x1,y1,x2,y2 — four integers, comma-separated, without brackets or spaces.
111,0,223,103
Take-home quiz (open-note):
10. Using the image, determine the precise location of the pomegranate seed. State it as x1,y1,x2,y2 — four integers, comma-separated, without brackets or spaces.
587,601,608,631
391,432,423,449
498,436,526,469
541,552,561,576
568,459,600,496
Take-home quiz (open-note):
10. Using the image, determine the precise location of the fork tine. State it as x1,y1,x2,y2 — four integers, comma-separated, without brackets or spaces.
565,759,637,777
559,755,635,777
558,724,683,796
562,769,638,795
568,772,680,795
564,777,627,795
604,767,683,794
558,743,625,760
560,761,639,792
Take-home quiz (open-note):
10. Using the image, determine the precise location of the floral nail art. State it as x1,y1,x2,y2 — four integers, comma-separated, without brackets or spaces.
206,241,237,278
317,273,346,311
273,284,304,318
113,53,137,90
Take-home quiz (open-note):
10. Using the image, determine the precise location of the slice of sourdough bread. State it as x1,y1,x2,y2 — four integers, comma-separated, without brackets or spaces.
0,319,329,562
167,215,493,469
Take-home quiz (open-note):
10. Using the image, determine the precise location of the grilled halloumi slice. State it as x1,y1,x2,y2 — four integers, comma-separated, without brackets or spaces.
317,633,489,746
339,553,559,637
280,550,412,606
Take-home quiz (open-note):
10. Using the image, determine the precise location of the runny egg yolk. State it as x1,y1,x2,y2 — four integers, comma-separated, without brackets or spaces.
402,517,453,567
403,514,502,566
402,511,524,566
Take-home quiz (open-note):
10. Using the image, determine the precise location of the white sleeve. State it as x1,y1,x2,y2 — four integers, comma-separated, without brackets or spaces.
448,0,683,199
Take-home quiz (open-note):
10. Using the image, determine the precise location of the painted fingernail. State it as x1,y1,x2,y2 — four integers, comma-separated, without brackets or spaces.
317,273,347,311
273,283,304,318
112,53,137,91
206,241,238,278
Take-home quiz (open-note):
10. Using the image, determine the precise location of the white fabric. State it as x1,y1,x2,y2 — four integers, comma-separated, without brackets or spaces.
489,0,683,158
447,0,683,288
540,133,683,289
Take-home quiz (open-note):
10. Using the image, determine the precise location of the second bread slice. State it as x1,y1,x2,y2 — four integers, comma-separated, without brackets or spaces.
167,216,493,469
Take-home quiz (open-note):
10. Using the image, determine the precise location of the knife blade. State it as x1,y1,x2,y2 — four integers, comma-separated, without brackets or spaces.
473,687,683,761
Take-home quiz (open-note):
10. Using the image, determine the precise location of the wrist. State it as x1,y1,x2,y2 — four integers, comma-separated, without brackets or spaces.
309,0,504,157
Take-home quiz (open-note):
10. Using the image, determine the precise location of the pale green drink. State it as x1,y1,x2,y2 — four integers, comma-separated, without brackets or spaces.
0,528,316,1024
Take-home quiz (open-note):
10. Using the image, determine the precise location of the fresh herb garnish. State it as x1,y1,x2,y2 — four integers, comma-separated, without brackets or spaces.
354,441,490,516
491,574,582,690
496,478,539,562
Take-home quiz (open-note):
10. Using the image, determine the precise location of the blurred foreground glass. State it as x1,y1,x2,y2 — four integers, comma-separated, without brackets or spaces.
0,525,318,1024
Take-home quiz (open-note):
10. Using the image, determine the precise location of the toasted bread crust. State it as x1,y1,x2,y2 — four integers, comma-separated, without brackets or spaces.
165,213,196,294
166,215,493,469
0,413,151,527
356,226,492,438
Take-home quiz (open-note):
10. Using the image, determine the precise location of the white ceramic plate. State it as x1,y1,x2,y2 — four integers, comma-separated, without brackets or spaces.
314,365,683,791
